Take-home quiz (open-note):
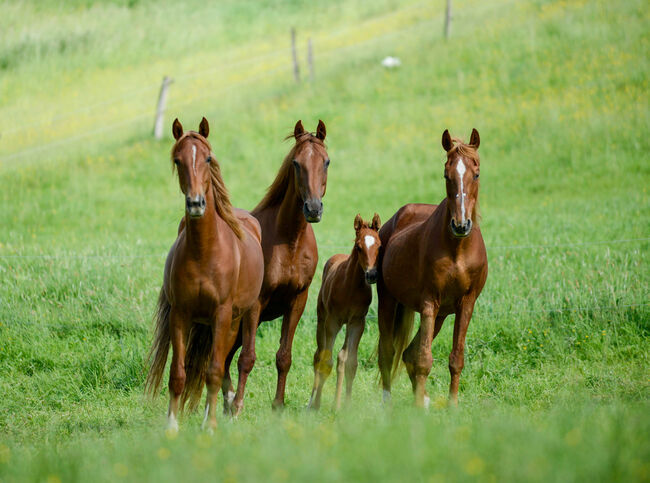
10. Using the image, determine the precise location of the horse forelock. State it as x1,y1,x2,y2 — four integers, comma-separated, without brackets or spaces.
448,137,479,165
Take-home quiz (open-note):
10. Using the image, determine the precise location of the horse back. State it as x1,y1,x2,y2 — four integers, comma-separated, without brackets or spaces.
379,203,437,247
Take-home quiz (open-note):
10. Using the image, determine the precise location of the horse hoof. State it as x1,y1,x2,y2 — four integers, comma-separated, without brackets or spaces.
271,400,285,412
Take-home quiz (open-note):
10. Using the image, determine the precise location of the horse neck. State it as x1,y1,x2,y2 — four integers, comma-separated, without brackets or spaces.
431,198,471,255
184,186,223,254
276,177,308,242
344,246,366,287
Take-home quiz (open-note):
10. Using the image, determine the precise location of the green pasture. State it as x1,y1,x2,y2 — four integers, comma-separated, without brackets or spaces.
0,0,648,481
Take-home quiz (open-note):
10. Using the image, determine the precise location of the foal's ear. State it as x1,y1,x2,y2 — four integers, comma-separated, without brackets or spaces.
371,213,381,231
316,120,327,141
199,117,210,139
294,120,305,139
354,213,363,232
469,128,480,149
172,118,184,141
442,129,453,152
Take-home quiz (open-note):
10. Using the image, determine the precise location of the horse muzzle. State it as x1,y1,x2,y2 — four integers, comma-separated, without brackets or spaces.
186,194,206,218
303,199,323,223
450,218,472,238
365,267,378,285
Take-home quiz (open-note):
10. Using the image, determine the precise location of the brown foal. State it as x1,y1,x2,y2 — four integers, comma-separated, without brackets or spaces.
377,129,488,407
221,120,330,411
146,118,264,431
308,214,382,410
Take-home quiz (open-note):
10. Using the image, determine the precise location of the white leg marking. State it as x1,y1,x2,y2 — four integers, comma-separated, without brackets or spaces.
201,402,210,430
456,158,467,223
423,395,431,409
382,389,391,404
191,144,197,176
227,390,235,405
364,235,376,248
307,390,316,409
167,412,179,433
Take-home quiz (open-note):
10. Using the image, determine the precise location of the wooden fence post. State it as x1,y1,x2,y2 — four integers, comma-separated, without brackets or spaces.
307,38,314,81
153,76,173,139
444,0,452,39
291,28,300,83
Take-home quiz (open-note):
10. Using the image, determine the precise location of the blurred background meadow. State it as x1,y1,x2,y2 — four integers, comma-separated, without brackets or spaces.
0,0,648,481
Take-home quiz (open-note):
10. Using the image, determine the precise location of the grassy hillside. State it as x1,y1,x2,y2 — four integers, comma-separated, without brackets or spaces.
0,0,648,481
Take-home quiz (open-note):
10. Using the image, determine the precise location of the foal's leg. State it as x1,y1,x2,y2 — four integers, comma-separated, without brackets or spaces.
272,289,309,410
336,317,365,409
308,301,328,409
309,314,341,410
449,297,476,406
167,309,189,433
403,314,445,408
232,301,262,416
377,283,398,404
202,303,233,432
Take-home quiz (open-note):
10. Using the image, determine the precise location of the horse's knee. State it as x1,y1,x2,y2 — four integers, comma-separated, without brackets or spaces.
276,349,292,374
169,373,186,396
238,352,256,374
206,363,224,389
448,351,464,375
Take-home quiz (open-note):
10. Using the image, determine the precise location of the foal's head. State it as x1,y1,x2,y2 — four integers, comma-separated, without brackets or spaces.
441,129,481,238
291,120,330,223
353,213,382,284
171,117,213,218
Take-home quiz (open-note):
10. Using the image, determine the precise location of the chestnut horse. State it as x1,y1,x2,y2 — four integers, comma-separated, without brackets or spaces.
308,213,381,410
221,120,330,411
377,129,487,407
146,118,264,432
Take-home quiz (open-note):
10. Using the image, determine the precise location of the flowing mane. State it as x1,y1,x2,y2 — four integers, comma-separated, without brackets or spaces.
448,136,481,224
172,132,244,240
253,132,326,213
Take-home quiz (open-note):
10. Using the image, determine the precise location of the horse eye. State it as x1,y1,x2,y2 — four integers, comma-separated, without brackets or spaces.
474,173,480,180
444,173,450,180
206,156,212,164
324,159,330,169
173,158,180,166
292,159,300,169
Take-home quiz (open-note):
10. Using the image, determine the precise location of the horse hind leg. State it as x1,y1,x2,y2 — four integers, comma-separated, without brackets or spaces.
232,302,261,417
273,290,309,410
308,307,340,410
377,283,398,404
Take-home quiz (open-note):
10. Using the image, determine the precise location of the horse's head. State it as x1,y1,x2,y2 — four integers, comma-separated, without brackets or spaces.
353,213,382,284
291,120,329,223
442,128,481,238
171,117,213,219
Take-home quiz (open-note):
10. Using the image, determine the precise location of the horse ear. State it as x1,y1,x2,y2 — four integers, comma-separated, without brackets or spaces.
371,213,381,231
294,120,305,139
442,129,453,152
316,120,326,141
354,214,363,232
199,117,209,139
469,128,480,149
172,118,183,140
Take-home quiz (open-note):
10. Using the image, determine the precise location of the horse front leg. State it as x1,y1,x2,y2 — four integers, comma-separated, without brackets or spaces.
338,317,365,409
231,301,262,417
202,303,233,432
272,289,309,410
167,308,189,433
449,296,476,406
221,346,237,415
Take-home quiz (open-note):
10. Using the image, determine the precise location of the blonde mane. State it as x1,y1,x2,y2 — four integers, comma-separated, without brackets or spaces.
172,132,244,240
253,132,326,213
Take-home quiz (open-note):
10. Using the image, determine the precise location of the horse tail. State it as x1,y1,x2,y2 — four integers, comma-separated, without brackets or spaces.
390,304,415,381
145,287,172,397
181,323,213,413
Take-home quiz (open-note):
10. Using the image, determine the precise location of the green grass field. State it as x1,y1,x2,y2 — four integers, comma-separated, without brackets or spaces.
0,0,648,481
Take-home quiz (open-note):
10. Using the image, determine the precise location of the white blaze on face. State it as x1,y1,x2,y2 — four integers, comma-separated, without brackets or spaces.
456,158,467,223
364,235,375,249
191,144,197,176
